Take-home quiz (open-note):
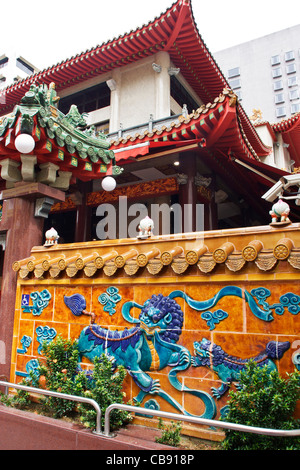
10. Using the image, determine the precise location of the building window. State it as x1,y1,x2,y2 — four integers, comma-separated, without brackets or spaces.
271,55,281,66
170,76,199,113
235,90,242,101
16,58,35,75
0,57,8,69
290,89,299,101
291,103,300,114
276,106,286,118
95,121,110,135
274,80,283,91
229,78,241,90
285,50,295,62
288,76,298,87
272,67,282,78
59,82,111,115
228,67,240,79
286,63,297,74
275,93,285,104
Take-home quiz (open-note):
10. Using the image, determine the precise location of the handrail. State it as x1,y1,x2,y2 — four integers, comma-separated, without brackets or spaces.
0,380,102,435
104,403,300,439
1,380,300,441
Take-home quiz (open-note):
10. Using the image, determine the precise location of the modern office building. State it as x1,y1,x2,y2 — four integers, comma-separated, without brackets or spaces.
214,25,300,122
0,52,39,91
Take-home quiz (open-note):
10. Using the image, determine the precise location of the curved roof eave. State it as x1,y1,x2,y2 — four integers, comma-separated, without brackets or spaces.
0,0,269,158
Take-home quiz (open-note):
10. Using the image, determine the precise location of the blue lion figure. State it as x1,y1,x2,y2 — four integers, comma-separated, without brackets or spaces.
64,292,217,419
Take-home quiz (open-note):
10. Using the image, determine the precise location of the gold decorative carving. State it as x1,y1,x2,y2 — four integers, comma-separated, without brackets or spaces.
42,259,50,271
75,257,84,270
19,267,29,279
12,261,20,272
255,252,277,271
161,252,173,266
242,240,263,262
103,261,118,277
27,260,35,272
273,238,294,260
171,258,189,274
12,256,35,272
86,177,178,206
57,258,66,270
160,246,183,266
226,255,246,272
213,242,235,264
34,267,45,279
288,250,300,269
84,263,98,277
66,264,78,278
185,246,208,265
124,261,139,276
136,253,148,267
96,251,118,269
49,265,62,278
137,248,160,267
146,259,163,275
197,255,216,273
114,249,138,268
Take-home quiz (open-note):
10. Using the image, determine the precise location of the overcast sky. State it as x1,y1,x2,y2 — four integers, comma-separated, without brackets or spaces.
2,0,300,70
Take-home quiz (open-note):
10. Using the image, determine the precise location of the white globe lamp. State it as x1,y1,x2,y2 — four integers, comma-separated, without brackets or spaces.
15,133,35,154
101,176,116,192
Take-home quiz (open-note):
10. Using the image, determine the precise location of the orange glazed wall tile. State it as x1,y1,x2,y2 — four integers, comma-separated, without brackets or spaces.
10,225,300,440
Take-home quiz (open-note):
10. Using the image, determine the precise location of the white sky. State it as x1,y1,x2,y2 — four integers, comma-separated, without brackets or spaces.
2,0,300,70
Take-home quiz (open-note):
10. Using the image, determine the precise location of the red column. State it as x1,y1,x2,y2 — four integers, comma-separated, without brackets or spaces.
178,152,197,232
0,181,65,380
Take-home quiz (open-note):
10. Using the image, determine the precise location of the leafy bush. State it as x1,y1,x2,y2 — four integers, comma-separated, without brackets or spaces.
35,335,84,418
222,361,300,450
155,418,182,447
0,379,30,410
1,336,132,432
78,354,132,431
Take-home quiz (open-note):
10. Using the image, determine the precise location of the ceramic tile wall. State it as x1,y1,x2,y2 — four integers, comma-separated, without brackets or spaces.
11,276,300,438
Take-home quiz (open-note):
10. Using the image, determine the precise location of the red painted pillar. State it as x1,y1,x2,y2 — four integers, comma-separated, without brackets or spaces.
0,197,45,379
178,152,197,233
0,183,65,381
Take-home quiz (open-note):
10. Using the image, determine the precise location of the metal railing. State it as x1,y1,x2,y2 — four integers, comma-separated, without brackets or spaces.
1,380,300,440
104,403,300,439
0,380,102,435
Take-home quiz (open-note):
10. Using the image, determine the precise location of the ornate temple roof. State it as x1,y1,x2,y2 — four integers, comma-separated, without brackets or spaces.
271,112,300,167
0,0,269,159
0,84,122,182
110,88,271,163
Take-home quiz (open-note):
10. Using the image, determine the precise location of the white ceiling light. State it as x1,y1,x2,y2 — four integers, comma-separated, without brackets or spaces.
15,134,35,154
101,176,116,192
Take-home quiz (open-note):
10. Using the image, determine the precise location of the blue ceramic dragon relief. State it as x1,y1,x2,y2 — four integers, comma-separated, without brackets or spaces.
192,338,290,400
63,286,298,420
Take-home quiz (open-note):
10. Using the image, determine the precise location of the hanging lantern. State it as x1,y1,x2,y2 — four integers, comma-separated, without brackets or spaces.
15,134,35,154
101,176,116,192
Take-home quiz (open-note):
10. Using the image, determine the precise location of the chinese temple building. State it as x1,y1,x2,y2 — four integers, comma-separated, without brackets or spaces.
0,0,299,443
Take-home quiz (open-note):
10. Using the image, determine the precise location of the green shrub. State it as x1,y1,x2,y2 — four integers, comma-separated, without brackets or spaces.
155,418,182,447
78,354,132,431
0,379,31,410
222,361,300,450
36,335,84,418
1,336,131,432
